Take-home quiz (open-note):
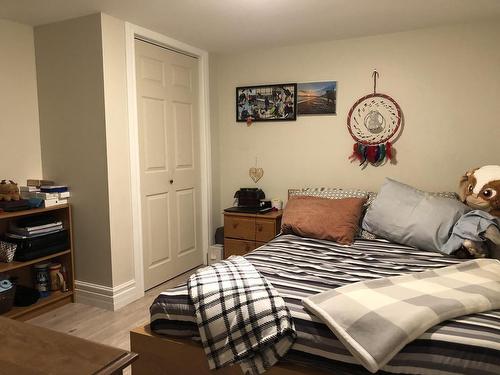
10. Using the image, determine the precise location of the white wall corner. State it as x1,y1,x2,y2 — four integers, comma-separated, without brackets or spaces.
75,279,139,311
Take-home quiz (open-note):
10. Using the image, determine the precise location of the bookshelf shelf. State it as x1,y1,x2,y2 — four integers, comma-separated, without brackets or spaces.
4,290,74,319
0,249,71,273
0,204,69,220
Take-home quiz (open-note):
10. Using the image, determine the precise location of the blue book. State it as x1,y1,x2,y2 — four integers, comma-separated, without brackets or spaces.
40,185,68,193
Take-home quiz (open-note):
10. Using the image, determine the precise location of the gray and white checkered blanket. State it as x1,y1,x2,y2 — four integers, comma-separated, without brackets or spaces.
303,258,500,373
188,256,296,375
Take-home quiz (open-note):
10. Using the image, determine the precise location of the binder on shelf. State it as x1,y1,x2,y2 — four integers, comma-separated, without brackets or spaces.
40,186,68,193
43,199,68,208
19,186,40,193
27,179,54,188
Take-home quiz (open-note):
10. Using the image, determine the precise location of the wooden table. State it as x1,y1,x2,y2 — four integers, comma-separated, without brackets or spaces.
0,316,137,374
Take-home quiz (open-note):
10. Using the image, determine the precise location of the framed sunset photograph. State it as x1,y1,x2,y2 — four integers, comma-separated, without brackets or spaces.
297,81,337,115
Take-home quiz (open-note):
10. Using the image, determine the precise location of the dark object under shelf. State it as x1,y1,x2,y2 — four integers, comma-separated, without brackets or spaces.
14,284,40,307
215,227,224,245
0,200,30,212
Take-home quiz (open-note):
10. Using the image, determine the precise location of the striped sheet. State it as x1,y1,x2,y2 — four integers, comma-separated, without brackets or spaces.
150,235,500,375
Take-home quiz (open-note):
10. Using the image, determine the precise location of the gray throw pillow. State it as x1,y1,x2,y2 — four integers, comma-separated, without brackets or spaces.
362,178,471,252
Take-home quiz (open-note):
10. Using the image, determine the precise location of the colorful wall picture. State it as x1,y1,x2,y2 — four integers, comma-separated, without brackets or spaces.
236,83,297,122
297,81,337,115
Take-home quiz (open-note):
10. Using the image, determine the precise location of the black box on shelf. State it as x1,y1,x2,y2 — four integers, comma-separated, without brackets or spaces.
7,230,70,261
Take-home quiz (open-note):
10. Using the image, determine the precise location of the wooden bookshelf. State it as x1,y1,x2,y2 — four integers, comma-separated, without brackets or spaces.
0,205,74,321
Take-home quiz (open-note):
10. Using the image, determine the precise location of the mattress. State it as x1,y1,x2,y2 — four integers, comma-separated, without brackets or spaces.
150,234,500,375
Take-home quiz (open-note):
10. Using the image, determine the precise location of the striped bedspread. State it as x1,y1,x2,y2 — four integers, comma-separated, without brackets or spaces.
150,234,500,375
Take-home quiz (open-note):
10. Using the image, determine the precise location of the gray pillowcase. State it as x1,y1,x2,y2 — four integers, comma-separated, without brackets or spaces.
362,178,471,252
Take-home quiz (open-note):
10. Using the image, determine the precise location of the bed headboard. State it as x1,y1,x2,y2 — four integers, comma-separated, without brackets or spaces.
287,189,301,199
287,187,379,207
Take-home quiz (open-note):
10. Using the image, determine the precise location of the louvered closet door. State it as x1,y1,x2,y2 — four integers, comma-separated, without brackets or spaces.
135,39,202,290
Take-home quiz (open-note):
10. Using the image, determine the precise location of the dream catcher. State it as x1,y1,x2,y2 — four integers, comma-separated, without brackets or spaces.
347,70,403,166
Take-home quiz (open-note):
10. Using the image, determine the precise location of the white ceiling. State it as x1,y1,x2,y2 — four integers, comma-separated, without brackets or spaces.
2,0,500,53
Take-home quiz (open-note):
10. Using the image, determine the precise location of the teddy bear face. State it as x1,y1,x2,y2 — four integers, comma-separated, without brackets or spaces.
0,180,20,201
465,180,499,210
4,185,18,194
460,165,500,216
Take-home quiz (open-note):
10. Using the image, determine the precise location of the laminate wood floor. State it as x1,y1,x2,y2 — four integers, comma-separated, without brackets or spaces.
27,268,196,351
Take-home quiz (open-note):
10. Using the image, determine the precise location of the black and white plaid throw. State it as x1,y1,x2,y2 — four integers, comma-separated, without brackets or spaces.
187,256,296,375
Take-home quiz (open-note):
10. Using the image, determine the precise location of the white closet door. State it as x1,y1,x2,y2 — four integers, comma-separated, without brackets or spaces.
135,39,202,290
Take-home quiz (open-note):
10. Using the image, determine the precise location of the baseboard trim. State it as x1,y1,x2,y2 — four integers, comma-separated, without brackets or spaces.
75,279,139,311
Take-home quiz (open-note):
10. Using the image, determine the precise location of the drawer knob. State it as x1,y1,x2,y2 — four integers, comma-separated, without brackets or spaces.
233,223,238,229
257,224,262,232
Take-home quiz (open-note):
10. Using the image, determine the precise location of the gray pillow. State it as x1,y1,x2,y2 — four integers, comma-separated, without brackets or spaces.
362,178,471,252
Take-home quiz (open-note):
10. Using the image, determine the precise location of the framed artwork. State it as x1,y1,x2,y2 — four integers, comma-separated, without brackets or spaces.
297,81,337,115
236,83,297,122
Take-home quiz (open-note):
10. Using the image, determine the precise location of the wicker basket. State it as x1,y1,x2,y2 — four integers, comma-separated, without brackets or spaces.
0,240,17,263
0,284,15,314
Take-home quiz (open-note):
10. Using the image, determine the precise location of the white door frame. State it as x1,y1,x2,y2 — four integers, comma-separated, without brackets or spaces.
125,22,212,295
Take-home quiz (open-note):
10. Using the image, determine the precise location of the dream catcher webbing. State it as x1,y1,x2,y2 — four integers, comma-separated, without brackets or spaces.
347,70,402,166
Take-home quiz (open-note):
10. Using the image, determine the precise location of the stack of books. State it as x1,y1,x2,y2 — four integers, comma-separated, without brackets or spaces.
19,180,71,208
39,186,70,207
8,218,63,238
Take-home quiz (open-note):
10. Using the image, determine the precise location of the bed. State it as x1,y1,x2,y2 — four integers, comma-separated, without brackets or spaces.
131,234,500,374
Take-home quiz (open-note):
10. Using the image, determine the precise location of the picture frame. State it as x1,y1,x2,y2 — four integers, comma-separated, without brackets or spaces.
236,83,297,122
297,81,337,115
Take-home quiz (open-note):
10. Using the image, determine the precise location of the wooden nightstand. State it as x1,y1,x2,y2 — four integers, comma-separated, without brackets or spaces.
223,210,282,258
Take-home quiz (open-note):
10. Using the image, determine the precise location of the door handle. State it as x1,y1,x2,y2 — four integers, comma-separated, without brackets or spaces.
169,179,174,184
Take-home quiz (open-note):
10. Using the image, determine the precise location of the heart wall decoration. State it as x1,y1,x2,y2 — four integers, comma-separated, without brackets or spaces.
249,167,264,183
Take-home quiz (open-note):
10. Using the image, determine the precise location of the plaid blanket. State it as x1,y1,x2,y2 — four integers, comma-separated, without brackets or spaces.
187,256,296,375
303,258,500,373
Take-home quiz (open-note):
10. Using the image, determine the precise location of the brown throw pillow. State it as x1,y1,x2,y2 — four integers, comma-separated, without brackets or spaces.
281,196,366,245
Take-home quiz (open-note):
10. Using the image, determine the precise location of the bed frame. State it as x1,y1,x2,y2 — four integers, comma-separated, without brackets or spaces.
129,188,347,374
130,324,331,375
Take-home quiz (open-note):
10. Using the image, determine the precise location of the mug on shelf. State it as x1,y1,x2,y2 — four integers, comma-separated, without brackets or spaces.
49,263,67,292
34,263,50,297
271,198,282,210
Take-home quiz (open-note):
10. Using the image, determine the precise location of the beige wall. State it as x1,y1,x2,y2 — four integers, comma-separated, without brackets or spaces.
209,53,221,236
100,14,135,287
0,20,42,183
211,21,500,227
35,14,113,287
35,13,136,289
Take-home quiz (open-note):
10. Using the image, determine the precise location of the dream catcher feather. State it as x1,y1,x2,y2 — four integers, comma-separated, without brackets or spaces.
347,70,403,166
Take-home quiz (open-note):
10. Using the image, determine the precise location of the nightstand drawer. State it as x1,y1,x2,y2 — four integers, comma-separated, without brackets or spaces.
224,215,255,240
224,238,257,257
255,219,277,242
223,210,283,259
